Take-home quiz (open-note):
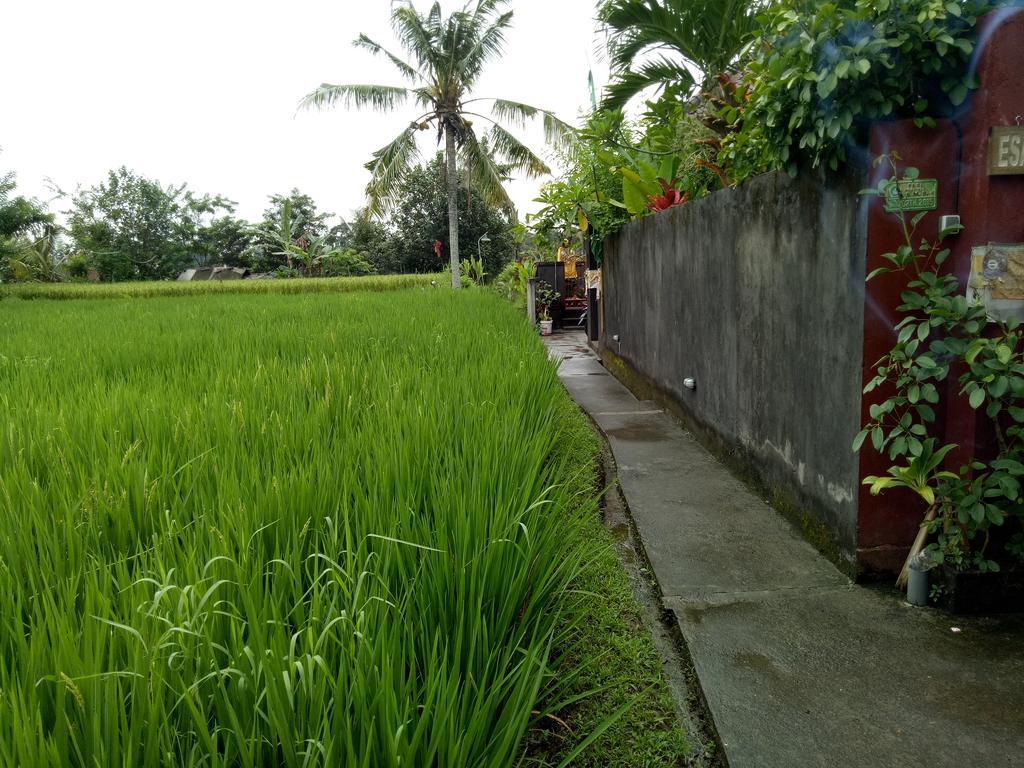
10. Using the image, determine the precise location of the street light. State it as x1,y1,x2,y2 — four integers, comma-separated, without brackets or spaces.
477,233,490,264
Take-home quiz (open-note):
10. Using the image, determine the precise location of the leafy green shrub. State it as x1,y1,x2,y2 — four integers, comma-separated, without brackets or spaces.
530,112,634,264
64,253,90,279
319,248,375,277
273,265,303,279
494,261,522,304
92,247,138,282
721,0,992,179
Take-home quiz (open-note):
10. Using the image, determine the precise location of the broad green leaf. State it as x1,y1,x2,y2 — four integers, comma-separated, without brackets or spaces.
852,429,868,452
969,387,985,409
577,207,589,233
949,82,969,106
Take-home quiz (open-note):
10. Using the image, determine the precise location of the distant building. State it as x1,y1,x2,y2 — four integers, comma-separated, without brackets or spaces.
177,266,249,281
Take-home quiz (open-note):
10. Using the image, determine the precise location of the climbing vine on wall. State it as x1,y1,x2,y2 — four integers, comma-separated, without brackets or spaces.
855,155,1024,577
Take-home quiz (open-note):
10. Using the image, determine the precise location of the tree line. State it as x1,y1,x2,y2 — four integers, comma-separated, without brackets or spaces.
0,152,516,284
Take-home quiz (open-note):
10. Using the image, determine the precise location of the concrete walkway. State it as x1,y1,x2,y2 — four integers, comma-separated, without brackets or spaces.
547,332,1024,768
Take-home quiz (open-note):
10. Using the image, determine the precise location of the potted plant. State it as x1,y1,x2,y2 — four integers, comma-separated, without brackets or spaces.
535,282,559,336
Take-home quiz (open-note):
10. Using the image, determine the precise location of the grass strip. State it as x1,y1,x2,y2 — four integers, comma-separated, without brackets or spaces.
523,408,688,767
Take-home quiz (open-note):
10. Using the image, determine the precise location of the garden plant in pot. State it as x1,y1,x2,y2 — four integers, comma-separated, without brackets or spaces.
535,281,559,336
855,156,1024,613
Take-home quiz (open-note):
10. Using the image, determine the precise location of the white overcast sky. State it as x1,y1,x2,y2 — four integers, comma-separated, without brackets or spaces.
1,0,609,224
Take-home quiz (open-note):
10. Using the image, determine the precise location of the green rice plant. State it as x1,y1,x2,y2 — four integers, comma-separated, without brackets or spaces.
0,289,611,767
0,273,442,301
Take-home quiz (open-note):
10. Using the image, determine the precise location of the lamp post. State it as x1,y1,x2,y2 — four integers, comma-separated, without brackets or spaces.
477,233,490,264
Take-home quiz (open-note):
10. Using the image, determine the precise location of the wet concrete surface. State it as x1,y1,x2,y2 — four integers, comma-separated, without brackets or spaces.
599,443,722,766
547,332,1024,768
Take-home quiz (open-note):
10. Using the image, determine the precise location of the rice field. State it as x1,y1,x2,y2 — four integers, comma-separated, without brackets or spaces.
0,289,610,767
0,273,440,301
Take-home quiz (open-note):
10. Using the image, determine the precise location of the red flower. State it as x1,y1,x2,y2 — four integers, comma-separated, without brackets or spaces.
646,179,690,212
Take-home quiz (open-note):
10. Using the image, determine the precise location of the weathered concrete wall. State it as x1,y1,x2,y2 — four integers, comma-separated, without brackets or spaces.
600,169,867,570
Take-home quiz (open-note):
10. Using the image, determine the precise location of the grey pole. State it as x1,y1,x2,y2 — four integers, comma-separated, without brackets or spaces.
477,233,490,268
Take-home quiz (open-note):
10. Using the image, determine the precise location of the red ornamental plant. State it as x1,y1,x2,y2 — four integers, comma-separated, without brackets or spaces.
646,179,689,212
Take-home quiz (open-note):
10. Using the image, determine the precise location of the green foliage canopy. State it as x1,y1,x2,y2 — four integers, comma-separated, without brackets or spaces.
720,0,993,178
67,167,240,281
0,164,53,276
388,153,516,277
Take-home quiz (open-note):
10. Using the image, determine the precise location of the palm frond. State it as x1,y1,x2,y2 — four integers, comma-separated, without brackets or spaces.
490,98,536,127
0,172,14,203
413,87,437,110
600,0,762,106
437,9,471,94
426,2,444,35
391,3,442,74
603,0,703,68
299,84,411,112
460,10,513,84
302,0,556,225
490,99,576,147
459,130,515,210
364,127,421,218
487,124,550,179
469,0,510,18
353,34,420,83
600,58,696,112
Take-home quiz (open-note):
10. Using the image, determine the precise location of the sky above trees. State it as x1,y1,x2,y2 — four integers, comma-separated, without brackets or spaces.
2,0,608,222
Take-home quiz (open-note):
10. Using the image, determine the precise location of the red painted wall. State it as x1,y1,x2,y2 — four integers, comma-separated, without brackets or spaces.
858,8,1024,575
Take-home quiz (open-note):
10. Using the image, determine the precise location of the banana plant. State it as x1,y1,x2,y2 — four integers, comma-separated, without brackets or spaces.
259,199,305,271
459,256,486,285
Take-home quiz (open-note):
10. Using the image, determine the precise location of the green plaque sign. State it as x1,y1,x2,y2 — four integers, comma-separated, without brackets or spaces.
883,179,938,213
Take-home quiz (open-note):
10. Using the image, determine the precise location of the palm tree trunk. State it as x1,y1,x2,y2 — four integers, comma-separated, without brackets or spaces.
445,124,461,289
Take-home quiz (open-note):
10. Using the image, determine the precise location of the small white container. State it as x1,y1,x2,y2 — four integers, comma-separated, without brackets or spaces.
539,319,553,336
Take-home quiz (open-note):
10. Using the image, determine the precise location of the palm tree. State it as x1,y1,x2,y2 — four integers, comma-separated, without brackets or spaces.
300,0,570,288
599,0,765,111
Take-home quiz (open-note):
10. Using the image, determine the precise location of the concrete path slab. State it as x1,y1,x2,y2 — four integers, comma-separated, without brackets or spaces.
547,332,1024,768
